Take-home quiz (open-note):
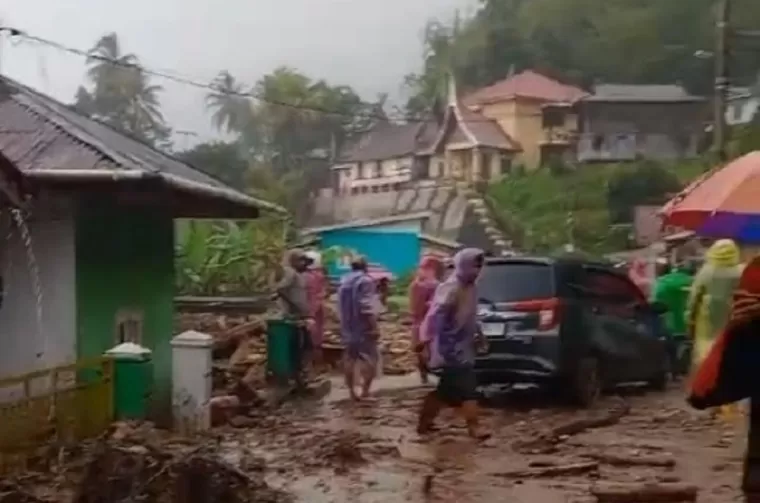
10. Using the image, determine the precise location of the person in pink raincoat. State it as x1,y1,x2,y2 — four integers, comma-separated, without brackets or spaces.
304,251,327,367
408,255,445,384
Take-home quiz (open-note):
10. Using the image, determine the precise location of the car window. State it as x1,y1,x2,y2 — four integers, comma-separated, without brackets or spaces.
576,268,647,318
475,262,555,303
579,269,645,302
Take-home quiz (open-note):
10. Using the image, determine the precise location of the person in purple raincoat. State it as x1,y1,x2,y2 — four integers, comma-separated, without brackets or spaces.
338,256,380,401
416,248,490,440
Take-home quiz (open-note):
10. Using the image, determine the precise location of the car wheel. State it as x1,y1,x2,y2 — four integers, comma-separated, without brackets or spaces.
569,356,601,408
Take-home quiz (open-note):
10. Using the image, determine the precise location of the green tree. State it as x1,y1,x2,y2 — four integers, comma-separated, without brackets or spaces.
73,32,170,147
606,162,682,224
404,0,760,114
176,141,248,189
205,71,251,134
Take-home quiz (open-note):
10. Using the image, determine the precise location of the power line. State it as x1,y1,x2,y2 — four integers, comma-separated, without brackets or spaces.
0,26,502,126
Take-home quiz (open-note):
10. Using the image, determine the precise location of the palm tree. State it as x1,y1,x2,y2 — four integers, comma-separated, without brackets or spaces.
206,71,250,134
81,32,168,144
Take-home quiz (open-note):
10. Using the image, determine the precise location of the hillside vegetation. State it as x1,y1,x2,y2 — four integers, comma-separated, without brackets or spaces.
487,161,710,255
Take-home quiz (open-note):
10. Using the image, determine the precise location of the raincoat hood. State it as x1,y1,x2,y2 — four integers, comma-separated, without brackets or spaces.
706,239,740,268
417,254,444,280
454,248,484,285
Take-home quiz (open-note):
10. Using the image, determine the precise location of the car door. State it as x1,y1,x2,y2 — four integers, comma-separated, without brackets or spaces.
581,268,658,382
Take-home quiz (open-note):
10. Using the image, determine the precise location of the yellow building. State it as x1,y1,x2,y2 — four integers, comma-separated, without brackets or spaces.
464,70,588,170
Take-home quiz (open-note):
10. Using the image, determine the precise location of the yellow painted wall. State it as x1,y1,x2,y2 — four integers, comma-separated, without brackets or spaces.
478,98,578,170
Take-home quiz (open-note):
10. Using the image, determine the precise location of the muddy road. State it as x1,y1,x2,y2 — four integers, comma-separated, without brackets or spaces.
222,378,747,502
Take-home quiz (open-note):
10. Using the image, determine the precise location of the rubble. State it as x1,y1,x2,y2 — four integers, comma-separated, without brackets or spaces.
175,298,418,407
0,422,291,503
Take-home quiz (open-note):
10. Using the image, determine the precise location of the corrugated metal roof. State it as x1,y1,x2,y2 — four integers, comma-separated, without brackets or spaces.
339,122,433,162
0,75,283,213
585,84,705,103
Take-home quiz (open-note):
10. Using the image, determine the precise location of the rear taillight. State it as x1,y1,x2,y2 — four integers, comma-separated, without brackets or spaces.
512,298,561,330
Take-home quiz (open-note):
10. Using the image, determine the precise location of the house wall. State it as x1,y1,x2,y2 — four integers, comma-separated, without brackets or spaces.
477,98,575,170
75,199,174,423
726,96,760,126
335,156,414,191
0,193,76,380
578,101,705,162
320,227,421,278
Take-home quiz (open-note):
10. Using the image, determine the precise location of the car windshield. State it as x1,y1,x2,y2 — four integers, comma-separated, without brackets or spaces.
476,262,555,303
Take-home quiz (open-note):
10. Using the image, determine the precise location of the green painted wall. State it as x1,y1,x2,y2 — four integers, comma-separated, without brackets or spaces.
75,199,174,423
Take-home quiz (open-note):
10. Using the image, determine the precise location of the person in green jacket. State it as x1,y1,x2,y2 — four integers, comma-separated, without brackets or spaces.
652,262,693,376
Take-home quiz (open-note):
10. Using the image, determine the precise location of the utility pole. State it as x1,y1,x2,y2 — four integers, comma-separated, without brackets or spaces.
714,0,731,161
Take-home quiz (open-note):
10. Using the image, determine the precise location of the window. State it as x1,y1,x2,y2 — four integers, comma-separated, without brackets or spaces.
481,152,492,179
500,157,512,175
576,268,646,317
542,108,565,128
476,262,555,303
592,135,605,151
114,309,143,344
733,103,743,122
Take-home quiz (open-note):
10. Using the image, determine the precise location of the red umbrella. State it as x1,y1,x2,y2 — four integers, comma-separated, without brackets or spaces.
662,152,760,230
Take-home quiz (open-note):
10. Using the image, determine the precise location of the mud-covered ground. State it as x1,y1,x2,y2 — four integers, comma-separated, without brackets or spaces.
221,377,747,502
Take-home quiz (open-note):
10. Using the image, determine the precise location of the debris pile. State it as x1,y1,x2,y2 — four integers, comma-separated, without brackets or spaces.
175,298,419,394
0,422,291,503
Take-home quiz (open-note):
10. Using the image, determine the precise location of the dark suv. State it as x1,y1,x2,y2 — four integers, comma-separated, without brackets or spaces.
473,256,670,406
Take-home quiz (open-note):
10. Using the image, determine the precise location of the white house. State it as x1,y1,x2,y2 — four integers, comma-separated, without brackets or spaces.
726,87,760,126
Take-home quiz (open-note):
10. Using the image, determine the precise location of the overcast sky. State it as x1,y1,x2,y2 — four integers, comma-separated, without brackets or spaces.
0,0,474,147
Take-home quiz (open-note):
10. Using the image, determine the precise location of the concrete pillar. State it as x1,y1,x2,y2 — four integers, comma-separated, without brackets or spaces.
171,330,213,433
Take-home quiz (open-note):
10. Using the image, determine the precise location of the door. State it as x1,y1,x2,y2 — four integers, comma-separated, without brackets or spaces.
580,268,660,382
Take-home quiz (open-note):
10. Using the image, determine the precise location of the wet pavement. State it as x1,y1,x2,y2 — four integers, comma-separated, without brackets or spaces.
222,376,748,502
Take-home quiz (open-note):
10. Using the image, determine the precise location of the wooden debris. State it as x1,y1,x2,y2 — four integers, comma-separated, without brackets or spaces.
583,452,676,468
493,461,599,478
591,482,698,502
513,402,631,453
552,402,631,437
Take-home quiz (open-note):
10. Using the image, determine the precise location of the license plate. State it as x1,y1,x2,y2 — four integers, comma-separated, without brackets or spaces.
480,322,504,336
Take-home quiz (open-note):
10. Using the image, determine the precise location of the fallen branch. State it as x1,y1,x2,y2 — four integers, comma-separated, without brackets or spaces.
552,403,631,437
583,452,676,468
493,461,599,479
513,402,630,453
591,482,697,502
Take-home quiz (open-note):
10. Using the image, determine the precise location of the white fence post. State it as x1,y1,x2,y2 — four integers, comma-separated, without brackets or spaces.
171,330,213,433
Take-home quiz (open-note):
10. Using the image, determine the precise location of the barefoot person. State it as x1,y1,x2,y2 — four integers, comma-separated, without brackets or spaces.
417,248,490,440
688,256,760,502
337,256,380,401
409,254,444,384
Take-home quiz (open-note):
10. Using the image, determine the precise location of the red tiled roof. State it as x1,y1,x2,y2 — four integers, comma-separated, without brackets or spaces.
464,70,589,106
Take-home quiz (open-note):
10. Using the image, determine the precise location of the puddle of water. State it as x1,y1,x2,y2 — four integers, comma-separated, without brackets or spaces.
10,208,45,360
